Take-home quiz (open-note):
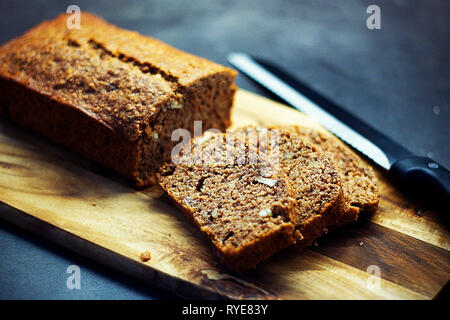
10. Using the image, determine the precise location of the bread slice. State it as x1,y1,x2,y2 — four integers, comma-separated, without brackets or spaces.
232,127,343,249
157,132,298,272
284,125,379,226
0,13,236,186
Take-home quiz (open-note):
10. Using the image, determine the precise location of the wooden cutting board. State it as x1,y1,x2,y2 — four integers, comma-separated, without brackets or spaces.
0,89,448,300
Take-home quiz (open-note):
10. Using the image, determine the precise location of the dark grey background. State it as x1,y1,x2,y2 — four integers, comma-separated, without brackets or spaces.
0,0,448,299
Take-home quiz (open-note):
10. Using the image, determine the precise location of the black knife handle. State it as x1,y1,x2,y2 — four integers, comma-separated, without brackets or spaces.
389,157,450,211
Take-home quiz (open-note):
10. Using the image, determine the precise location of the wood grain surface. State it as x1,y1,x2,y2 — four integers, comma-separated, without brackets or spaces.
0,89,448,299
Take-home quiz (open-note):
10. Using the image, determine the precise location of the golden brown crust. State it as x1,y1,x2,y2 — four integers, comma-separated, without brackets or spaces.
0,13,237,186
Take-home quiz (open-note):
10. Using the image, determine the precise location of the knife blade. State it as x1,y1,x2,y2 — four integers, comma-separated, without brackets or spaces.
227,52,450,208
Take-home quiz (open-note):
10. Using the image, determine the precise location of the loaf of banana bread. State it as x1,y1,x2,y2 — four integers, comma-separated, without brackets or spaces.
0,13,237,186
157,132,299,272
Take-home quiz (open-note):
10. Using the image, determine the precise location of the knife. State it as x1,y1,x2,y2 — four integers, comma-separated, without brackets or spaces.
227,52,450,211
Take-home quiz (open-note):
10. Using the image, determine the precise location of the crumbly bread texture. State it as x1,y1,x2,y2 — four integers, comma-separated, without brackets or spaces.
0,13,237,186
232,127,343,249
284,125,379,226
157,132,298,272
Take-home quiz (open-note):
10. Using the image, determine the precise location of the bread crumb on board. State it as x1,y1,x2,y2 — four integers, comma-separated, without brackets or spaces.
91,202,97,206
359,241,364,246
140,250,152,262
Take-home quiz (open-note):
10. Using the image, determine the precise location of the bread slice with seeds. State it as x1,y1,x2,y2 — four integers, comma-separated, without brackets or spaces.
284,125,379,227
157,132,298,272
232,127,343,250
